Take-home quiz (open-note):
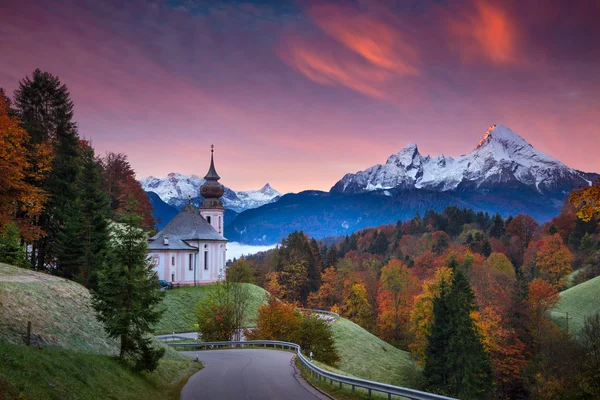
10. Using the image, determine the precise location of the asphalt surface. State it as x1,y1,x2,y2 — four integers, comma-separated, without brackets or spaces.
180,349,328,400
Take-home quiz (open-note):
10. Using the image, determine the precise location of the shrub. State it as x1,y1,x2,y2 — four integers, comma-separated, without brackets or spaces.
226,259,255,283
294,314,339,365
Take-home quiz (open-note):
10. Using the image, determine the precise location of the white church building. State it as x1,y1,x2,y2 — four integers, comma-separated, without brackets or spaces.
148,147,227,285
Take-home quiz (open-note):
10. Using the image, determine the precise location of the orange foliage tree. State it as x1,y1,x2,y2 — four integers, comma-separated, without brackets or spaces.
342,281,373,329
534,234,574,288
0,89,49,240
376,259,419,344
246,295,301,341
527,278,560,346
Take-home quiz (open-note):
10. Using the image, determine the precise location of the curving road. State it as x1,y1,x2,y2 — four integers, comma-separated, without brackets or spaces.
181,349,328,400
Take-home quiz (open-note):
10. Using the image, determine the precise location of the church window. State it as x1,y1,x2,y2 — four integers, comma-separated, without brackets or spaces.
219,216,222,233
189,254,193,271
171,273,175,282
171,256,175,265
204,251,209,270
207,216,211,224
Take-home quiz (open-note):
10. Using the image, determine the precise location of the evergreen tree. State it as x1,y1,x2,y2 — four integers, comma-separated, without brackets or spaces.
92,205,165,371
369,230,389,254
78,142,110,288
0,223,27,267
14,70,82,272
324,245,338,268
481,239,493,258
423,279,452,390
424,271,493,398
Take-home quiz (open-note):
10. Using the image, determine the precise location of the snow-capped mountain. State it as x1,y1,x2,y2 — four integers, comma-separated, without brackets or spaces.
140,173,281,213
331,124,597,194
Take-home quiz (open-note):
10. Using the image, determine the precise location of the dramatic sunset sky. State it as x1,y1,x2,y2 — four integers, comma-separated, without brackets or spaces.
1,0,599,192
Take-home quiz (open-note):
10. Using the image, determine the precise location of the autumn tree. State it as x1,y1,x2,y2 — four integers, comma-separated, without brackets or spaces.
343,282,373,329
535,234,574,288
0,89,48,240
101,152,155,230
226,258,255,283
570,179,600,225
507,214,539,264
307,266,343,310
486,252,515,277
527,278,560,347
377,259,419,345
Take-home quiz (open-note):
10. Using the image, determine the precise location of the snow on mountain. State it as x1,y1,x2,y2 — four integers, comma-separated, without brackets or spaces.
331,124,597,194
140,173,281,213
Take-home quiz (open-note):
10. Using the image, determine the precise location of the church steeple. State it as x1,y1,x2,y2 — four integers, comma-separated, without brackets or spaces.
204,144,220,181
200,145,225,212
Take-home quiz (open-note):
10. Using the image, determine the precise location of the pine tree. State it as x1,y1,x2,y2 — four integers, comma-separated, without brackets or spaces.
92,205,165,371
424,271,493,398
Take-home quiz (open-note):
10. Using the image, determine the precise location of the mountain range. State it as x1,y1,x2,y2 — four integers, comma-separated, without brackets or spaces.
143,125,598,243
140,173,281,229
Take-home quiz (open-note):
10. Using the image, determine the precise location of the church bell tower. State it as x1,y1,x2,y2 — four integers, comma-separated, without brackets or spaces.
199,145,225,235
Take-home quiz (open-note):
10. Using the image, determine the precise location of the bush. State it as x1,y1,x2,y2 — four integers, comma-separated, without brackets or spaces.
247,297,339,366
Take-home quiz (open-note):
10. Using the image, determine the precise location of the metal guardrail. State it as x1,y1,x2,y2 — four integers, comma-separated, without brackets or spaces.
296,308,340,321
168,340,456,400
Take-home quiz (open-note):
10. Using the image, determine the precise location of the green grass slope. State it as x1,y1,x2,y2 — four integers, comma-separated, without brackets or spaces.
550,275,600,334
0,263,200,400
327,318,419,388
153,283,268,334
0,341,199,400
0,262,116,353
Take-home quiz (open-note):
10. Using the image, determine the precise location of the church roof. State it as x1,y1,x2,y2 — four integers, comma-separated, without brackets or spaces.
148,203,226,250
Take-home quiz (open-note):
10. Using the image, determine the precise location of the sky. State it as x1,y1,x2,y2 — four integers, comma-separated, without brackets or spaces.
1,0,599,193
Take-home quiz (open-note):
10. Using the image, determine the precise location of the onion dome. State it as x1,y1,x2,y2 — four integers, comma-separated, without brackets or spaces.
200,145,224,209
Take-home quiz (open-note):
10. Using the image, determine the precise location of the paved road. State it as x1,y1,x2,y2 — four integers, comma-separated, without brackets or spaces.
180,349,328,400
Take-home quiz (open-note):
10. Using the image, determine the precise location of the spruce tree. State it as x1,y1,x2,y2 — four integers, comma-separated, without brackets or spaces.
0,223,27,267
92,204,165,371
14,70,83,273
423,279,452,390
481,239,493,258
78,143,110,288
424,271,493,399
489,213,506,238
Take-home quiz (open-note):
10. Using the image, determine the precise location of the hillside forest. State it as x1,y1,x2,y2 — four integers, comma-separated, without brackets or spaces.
238,197,600,399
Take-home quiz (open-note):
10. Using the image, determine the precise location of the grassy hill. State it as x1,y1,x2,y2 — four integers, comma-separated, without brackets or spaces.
550,275,600,334
0,263,200,400
153,283,269,334
316,318,420,388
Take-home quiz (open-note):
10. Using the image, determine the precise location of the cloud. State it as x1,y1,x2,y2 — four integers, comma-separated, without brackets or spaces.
445,0,519,65
278,3,420,99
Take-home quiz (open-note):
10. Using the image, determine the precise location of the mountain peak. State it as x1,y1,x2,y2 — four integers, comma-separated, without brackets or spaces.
476,124,529,149
386,142,422,167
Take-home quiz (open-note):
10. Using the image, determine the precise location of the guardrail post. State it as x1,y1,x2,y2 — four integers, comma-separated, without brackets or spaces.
352,385,354,393
339,381,342,389
368,388,371,397
330,378,332,385
388,393,391,400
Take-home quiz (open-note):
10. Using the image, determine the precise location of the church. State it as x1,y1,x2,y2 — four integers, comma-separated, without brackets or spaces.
148,146,227,285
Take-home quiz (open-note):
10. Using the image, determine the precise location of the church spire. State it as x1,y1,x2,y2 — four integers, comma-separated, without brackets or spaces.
204,144,220,181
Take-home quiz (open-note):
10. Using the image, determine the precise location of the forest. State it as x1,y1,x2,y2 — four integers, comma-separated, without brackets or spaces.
0,69,155,287
236,199,600,399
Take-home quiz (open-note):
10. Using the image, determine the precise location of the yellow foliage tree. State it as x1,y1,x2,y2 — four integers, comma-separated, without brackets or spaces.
486,252,515,277
569,179,600,224
409,266,453,364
